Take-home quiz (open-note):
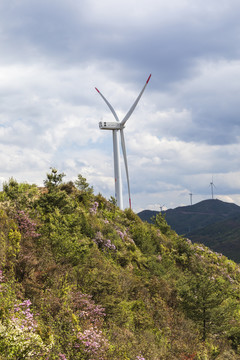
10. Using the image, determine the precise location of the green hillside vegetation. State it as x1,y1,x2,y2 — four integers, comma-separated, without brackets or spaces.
188,215,240,263
0,169,240,359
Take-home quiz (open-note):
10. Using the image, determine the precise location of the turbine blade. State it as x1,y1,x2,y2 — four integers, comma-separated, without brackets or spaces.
120,74,151,127
120,129,131,208
95,87,120,122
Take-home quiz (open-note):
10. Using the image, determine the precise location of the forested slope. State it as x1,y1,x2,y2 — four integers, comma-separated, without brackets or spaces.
138,199,240,235
0,169,240,359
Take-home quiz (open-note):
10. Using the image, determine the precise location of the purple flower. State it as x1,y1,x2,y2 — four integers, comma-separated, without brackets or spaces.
93,231,116,251
116,229,127,240
157,254,162,262
15,210,40,238
90,201,99,215
13,299,37,332
58,354,67,360
76,326,109,359
0,270,4,283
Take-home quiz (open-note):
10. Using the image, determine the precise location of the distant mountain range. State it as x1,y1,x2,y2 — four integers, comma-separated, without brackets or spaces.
138,199,240,262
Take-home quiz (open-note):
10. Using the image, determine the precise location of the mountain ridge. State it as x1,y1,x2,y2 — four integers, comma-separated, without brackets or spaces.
138,199,240,262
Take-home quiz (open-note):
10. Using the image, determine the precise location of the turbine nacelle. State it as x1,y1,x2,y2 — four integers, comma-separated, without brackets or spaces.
99,121,123,130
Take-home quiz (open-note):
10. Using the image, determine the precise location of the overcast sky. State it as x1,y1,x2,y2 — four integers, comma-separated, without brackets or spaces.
0,0,240,212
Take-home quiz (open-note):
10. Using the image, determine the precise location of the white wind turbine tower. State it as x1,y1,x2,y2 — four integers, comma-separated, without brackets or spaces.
95,74,151,210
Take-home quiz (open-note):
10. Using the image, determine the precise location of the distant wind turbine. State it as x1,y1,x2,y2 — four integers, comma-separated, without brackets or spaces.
160,204,165,212
209,177,216,199
189,192,193,206
95,75,151,210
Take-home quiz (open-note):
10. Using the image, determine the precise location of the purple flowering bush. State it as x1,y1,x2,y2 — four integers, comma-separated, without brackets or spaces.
76,326,109,360
90,201,99,215
12,299,37,332
93,231,116,251
14,210,40,239
116,229,127,240
71,291,106,326
0,277,52,359
37,286,110,359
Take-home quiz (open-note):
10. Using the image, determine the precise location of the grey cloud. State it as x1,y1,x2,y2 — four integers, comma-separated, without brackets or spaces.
0,0,240,210
1,1,239,75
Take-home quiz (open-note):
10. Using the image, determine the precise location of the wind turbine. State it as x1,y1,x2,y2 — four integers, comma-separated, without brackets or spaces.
189,192,193,206
95,74,151,210
209,177,216,199
160,204,165,213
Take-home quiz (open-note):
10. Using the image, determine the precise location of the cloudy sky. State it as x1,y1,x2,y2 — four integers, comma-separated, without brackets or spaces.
1,0,240,212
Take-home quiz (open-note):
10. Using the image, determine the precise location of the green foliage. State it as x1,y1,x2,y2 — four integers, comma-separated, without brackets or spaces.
0,209,22,271
2,178,38,209
3,177,19,200
129,221,162,255
0,319,52,359
44,168,65,190
153,212,172,235
109,196,117,207
75,174,92,193
75,174,94,206
0,171,240,359
43,209,92,265
177,270,239,341
7,228,21,260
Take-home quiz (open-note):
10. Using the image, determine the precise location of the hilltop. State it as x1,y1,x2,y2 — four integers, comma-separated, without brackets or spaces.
138,199,240,233
0,171,240,359
138,199,240,262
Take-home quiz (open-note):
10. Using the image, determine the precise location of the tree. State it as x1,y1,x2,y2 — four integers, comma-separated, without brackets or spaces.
75,174,94,205
35,169,74,215
75,175,92,193
44,168,65,191
177,271,236,341
3,178,19,200
153,213,172,235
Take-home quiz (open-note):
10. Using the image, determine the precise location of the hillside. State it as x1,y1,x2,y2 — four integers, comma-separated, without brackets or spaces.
188,215,240,263
138,200,240,262
138,199,240,234
0,170,240,359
